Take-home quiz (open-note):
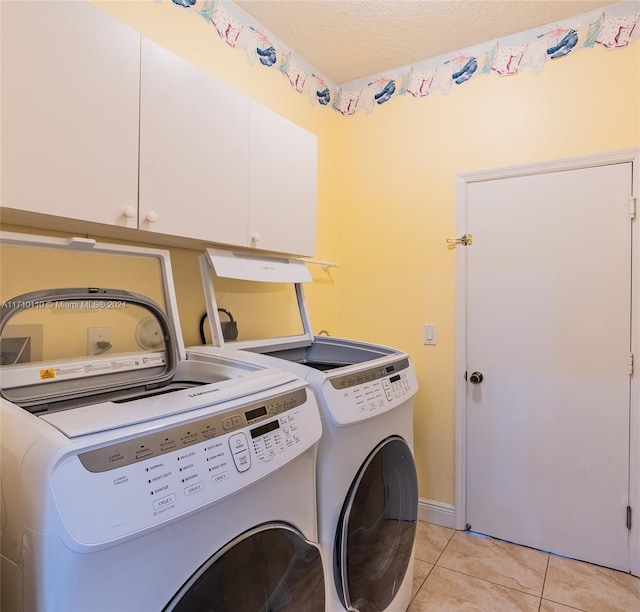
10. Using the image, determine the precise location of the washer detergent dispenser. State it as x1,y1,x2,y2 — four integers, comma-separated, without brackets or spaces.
0,233,325,612
190,248,420,612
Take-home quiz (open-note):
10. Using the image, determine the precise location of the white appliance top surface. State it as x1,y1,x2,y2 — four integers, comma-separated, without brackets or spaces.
263,335,402,368
39,362,300,438
189,341,418,427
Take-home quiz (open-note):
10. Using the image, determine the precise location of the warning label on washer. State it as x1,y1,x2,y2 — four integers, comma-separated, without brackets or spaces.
34,353,166,383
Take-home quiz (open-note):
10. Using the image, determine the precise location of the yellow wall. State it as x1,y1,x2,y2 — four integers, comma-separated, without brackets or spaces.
4,0,640,506
331,44,640,503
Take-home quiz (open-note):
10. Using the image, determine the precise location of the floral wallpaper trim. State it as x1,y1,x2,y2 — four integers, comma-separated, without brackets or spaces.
169,0,640,116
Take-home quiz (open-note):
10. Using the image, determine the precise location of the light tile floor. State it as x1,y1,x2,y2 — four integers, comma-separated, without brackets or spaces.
409,522,640,611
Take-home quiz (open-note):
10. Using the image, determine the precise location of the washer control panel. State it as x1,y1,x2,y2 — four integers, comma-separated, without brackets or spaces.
324,357,418,426
49,384,321,549
77,388,307,473
328,357,411,391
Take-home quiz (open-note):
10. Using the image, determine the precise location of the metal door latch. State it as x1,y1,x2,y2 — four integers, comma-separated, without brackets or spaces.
446,233,473,246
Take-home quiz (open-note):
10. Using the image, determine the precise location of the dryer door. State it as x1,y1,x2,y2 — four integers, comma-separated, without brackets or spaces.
164,523,325,612
335,435,418,612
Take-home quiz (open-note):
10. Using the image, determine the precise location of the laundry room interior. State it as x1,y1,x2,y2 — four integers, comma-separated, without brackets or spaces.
2,0,640,610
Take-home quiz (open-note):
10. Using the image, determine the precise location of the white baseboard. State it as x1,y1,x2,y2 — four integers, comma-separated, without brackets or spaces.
418,498,456,529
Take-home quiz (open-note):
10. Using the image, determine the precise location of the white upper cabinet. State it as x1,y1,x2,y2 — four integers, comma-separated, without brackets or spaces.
138,41,318,255
139,39,250,245
1,3,318,256
249,103,318,256
1,1,140,227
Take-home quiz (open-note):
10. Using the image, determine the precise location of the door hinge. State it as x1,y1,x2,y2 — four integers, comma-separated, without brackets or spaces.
629,353,634,376
627,506,632,529
446,233,473,247
630,197,637,220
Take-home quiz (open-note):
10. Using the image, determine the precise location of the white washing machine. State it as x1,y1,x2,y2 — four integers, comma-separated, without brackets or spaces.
189,249,420,612
0,233,326,612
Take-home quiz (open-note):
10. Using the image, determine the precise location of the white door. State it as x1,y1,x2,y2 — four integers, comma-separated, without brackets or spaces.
465,161,633,571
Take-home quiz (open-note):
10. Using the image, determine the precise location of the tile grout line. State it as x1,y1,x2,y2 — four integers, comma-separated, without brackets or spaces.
410,525,457,604
434,565,545,600
538,554,550,612
417,524,640,610
433,530,550,602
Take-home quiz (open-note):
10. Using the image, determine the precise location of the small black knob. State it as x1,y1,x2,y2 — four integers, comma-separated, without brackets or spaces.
469,371,484,384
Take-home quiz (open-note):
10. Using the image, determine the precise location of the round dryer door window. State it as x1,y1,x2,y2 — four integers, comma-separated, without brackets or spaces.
164,523,325,612
335,435,418,612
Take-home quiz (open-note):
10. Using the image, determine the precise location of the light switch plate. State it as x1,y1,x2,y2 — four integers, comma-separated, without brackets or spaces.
423,324,437,345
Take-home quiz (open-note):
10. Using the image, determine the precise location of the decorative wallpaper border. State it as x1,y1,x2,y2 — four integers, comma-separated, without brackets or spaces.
170,0,640,115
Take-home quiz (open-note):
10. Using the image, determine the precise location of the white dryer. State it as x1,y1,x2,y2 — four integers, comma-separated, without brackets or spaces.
190,249,420,612
0,233,326,612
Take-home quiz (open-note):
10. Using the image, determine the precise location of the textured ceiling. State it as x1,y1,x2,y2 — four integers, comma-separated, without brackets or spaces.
233,0,622,84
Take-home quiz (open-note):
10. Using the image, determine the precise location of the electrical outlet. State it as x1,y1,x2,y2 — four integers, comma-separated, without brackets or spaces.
87,326,111,356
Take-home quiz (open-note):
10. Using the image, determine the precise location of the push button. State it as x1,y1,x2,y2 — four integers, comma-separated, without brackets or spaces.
234,451,251,471
229,432,248,453
228,432,251,472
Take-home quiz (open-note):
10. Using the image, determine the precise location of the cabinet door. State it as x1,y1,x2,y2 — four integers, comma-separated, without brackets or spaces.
139,39,250,244
1,2,140,227
249,103,317,256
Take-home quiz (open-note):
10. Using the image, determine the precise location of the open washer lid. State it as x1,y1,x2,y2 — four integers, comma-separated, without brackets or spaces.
0,232,184,412
199,248,315,353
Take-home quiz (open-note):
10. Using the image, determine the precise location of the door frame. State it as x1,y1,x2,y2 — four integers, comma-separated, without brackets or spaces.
454,148,640,575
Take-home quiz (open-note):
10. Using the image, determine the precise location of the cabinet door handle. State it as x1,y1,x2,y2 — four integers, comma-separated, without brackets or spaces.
145,211,159,224
123,206,136,219
251,232,261,243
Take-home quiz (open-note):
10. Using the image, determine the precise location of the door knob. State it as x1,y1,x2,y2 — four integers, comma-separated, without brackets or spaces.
469,371,484,384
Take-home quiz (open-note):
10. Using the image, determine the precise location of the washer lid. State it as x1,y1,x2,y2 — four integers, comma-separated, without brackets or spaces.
0,232,185,413
200,248,314,352
0,287,178,411
207,249,312,283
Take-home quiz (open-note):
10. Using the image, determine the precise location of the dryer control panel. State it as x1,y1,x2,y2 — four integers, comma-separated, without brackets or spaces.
48,384,321,550
322,357,419,426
